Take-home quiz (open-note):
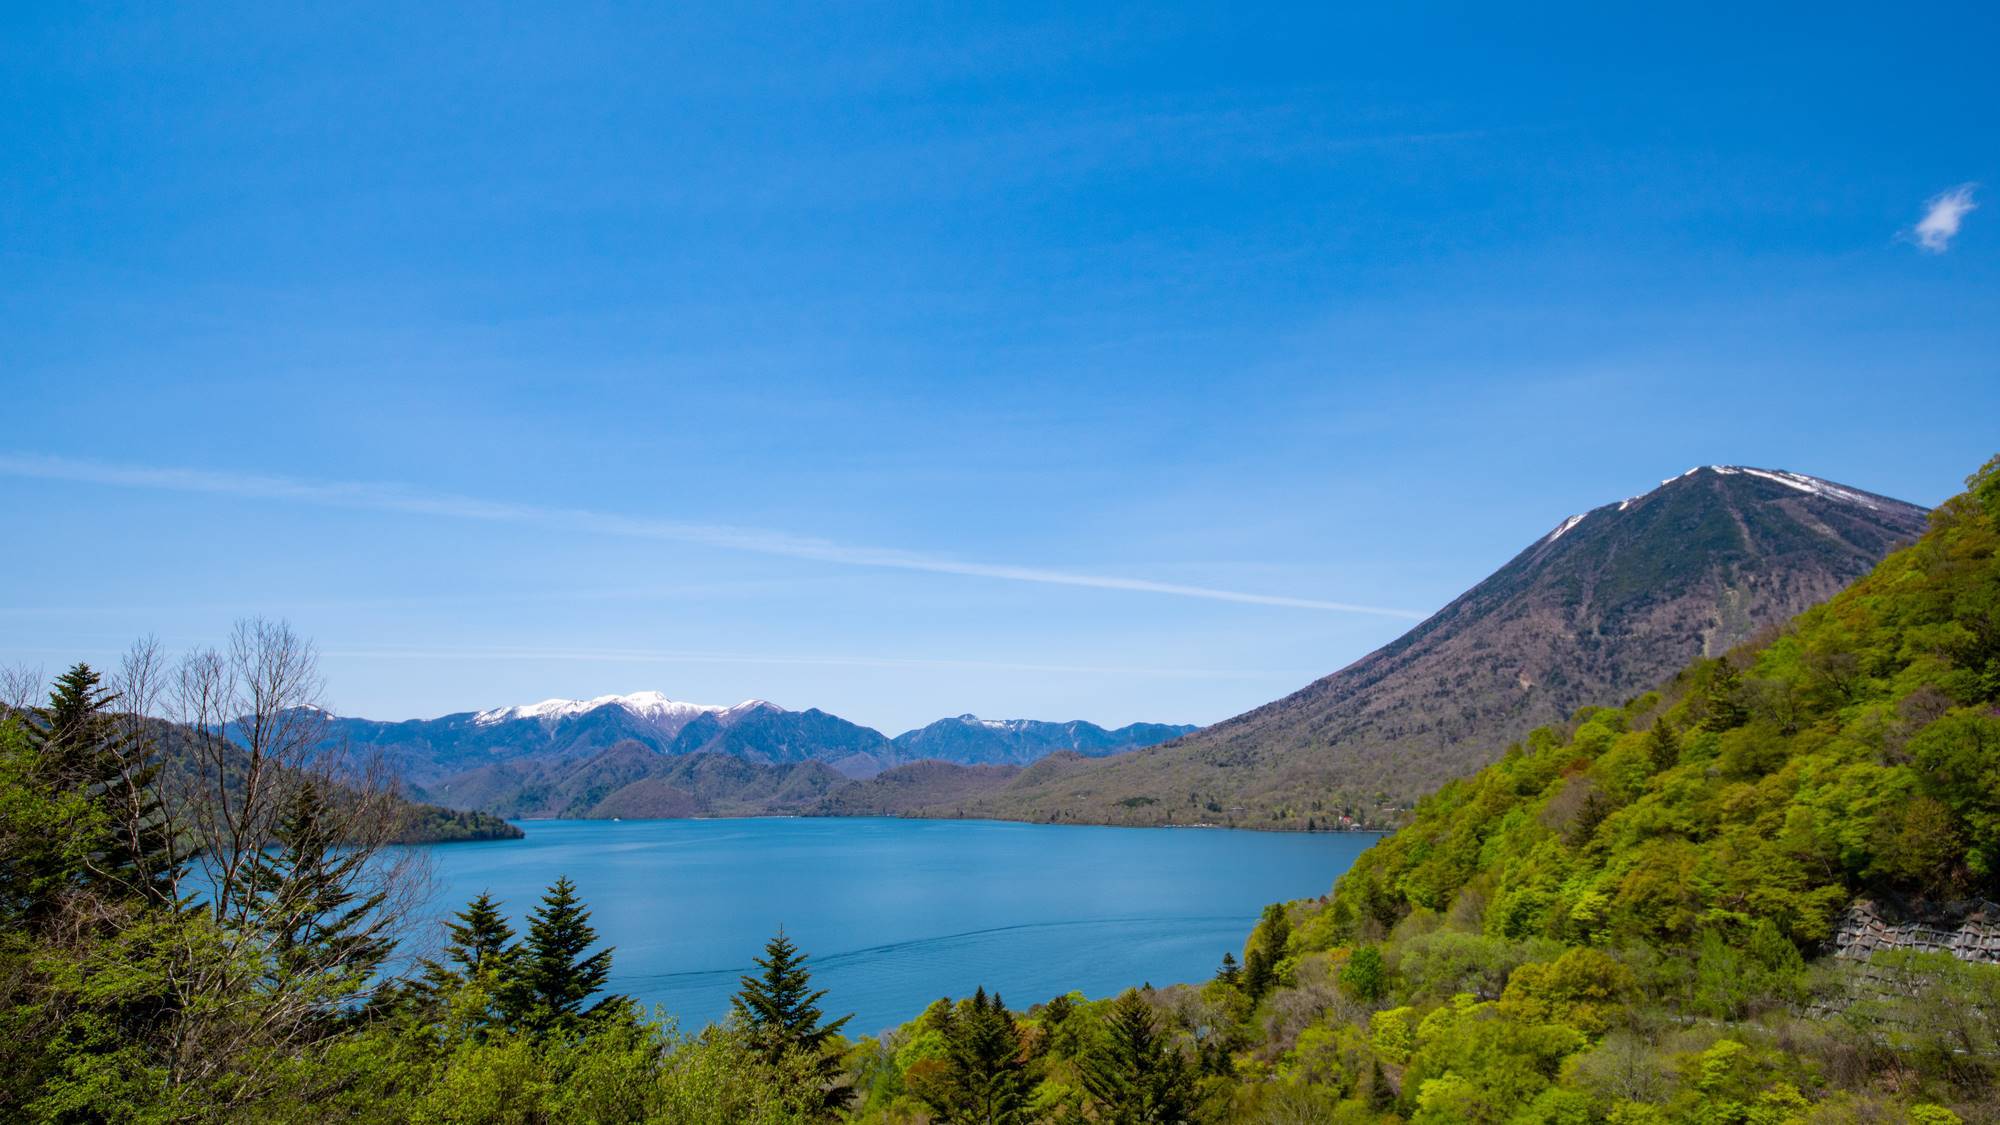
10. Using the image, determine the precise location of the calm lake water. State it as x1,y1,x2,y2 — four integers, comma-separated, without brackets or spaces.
407,817,1381,1033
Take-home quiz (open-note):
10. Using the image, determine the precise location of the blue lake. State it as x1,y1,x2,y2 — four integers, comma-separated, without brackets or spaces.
407,817,1381,1033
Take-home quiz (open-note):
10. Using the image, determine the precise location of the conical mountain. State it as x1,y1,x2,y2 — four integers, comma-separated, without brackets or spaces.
966,466,1929,827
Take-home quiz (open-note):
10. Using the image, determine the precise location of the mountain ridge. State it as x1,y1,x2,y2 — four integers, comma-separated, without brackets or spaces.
327,692,1195,814
890,465,1932,829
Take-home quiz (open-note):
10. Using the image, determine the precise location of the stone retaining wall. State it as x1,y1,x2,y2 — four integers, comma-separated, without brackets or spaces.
1831,898,2000,964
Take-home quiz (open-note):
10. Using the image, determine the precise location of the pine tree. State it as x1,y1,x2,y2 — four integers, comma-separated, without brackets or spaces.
920,987,1028,1125
243,779,394,995
1214,951,1241,989
443,891,517,977
419,890,519,1018
511,875,618,1036
1259,902,1291,952
24,663,177,909
1080,989,1198,1124
1241,902,1289,1001
1242,947,1275,1002
1647,720,1681,772
1701,661,1749,732
733,927,854,1117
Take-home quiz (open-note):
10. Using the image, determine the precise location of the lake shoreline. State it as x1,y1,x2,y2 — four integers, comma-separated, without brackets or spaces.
499,809,1392,835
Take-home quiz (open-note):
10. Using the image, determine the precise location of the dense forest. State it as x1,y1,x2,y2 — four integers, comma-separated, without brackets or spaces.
3,456,1997,1122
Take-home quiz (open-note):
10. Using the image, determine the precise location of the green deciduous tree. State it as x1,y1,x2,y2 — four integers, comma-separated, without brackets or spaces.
1338,945,1389,1005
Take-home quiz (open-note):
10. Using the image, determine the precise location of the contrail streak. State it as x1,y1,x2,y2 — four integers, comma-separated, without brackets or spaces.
322,643,1302,680
0,453,1428,619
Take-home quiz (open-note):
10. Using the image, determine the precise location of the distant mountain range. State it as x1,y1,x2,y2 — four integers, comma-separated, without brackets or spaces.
841,466,1932,829
893,715,1201,766
325,693,1194,816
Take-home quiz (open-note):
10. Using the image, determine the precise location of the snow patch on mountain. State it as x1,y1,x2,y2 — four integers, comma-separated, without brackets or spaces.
1644,466,1886,511
473,691,761,728
1730,467,1884,510
1545,513,1587,543
956,714,1030,731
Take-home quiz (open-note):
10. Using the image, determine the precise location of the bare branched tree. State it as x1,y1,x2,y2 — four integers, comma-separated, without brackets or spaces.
158,618,431,1096
101,637,183,903
0,664,42,712
171,618,332,927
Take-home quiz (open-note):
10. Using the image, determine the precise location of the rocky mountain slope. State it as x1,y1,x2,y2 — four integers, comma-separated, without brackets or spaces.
929,466,1930,829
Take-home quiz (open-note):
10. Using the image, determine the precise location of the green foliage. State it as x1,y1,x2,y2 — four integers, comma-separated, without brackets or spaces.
1240,902,1291,1002
245,777,395,995
389,805,525,844
7,664,178,924
6,458,2000,1122
1213,951,1240,989
442,891,519,979
911,987,1031,1124
733,927,854,1119
508,875,620,1037
1337,945,1389,1004
1079,989,1199,1124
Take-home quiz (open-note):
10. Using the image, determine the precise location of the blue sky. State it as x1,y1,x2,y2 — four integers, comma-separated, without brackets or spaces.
2,2,1995,733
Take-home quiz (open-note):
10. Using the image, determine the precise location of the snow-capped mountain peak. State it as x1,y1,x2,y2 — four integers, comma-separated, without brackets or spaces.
1648,466,1886,511
473,691,730,728
954,714,1030,731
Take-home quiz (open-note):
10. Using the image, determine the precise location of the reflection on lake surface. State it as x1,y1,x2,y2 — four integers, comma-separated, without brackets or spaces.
409,817,1381,1032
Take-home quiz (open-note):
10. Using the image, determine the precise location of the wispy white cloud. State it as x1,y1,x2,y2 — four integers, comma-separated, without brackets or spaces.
0,453,1428,620
0,578,843,619
321,642,1302,681
1911,183,1977,252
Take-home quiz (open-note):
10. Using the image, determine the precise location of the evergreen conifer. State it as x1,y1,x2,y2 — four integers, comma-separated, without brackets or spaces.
244,779,394,992
1647,720,1681,772
1215,951,1241,988
25,663,177,908
1080,989,1197,1124
733,927,853,1116
1702,662,1749,732
418,890,520,1023
513,875,618,1035
916,987,1029,1124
